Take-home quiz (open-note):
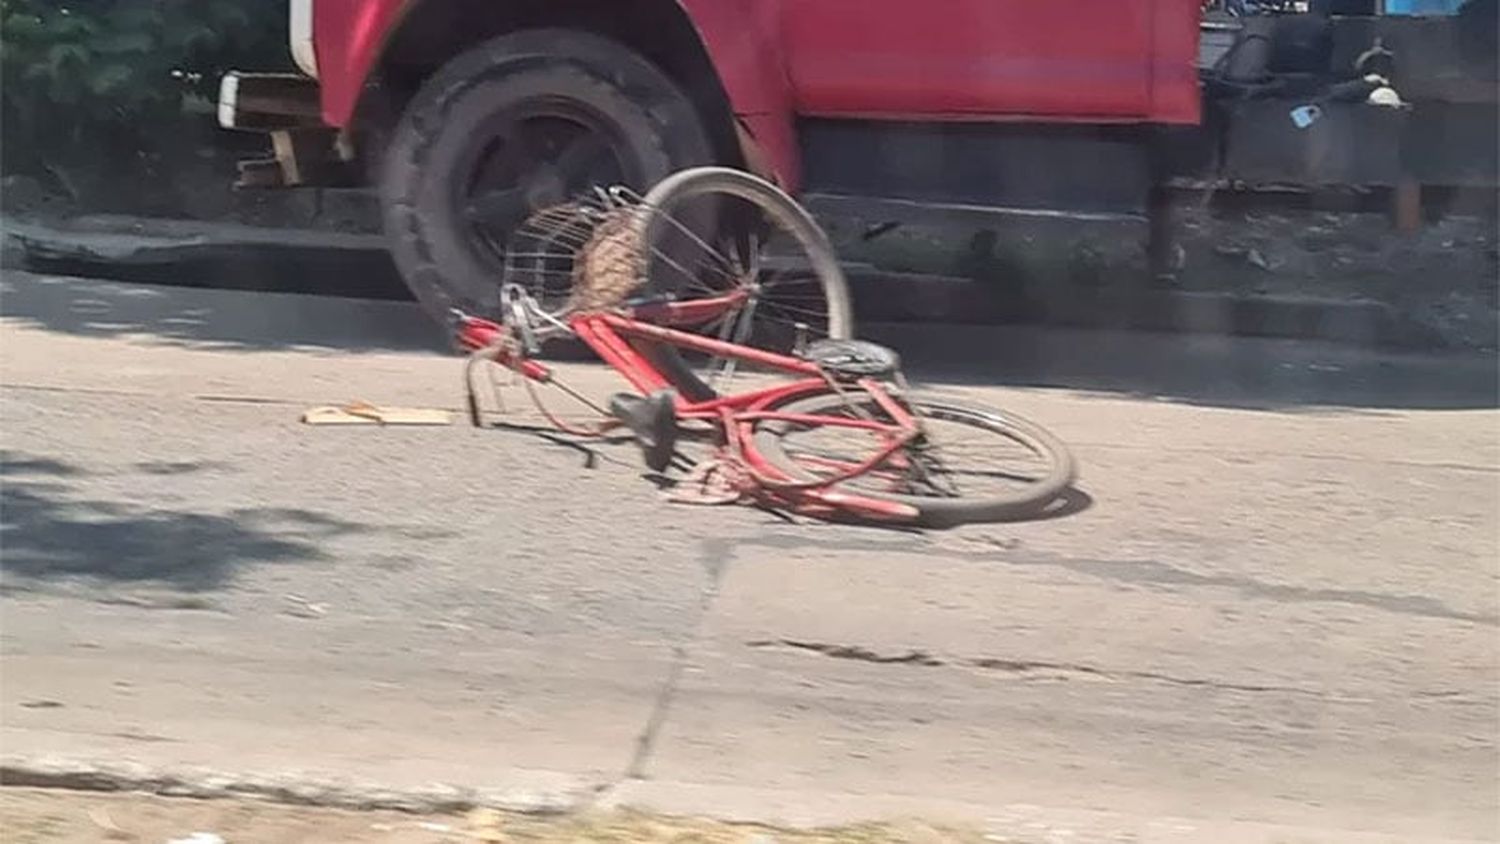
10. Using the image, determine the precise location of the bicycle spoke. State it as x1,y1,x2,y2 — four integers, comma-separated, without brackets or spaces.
774,396,1053,502
758,299,836,321
709,299,758,389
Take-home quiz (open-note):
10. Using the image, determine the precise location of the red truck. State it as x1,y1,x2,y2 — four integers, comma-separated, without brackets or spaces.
218,0,1496,321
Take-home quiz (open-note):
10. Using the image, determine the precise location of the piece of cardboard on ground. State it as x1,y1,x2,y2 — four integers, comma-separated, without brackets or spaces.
302,401,451,426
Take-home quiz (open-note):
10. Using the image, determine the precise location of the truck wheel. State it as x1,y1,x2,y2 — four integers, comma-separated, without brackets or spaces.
380,29,714,323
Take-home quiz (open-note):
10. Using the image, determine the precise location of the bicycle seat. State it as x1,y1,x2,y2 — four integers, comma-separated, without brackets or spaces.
803,338,901,379
609,389,678,472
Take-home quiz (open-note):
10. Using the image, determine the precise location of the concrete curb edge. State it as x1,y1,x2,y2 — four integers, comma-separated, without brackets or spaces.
0,756,595,815
3,217,1451,349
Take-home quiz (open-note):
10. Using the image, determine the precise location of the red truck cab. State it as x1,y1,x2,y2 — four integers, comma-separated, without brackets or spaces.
216,0,1203,318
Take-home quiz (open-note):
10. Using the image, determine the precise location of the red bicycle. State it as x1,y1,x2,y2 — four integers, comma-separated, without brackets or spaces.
456,167,1075,526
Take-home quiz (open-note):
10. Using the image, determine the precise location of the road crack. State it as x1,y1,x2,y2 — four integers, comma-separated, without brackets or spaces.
618,537,735,782
748,638,1362,698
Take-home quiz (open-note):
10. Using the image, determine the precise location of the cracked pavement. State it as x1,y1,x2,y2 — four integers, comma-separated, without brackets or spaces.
1,273,1497,842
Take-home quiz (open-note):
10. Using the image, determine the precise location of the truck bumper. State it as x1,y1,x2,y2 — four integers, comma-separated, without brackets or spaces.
217,72,356,189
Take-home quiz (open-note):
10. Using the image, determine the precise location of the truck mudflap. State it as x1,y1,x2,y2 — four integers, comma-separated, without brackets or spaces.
217,72,356,189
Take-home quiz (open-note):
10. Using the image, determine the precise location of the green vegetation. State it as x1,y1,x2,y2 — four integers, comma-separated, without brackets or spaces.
0,0,288,190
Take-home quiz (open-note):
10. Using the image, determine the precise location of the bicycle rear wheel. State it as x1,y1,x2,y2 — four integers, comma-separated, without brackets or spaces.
635,167,853,401
751,389,1076,527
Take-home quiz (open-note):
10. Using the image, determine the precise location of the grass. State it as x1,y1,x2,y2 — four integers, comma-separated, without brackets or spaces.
0,789,1000,843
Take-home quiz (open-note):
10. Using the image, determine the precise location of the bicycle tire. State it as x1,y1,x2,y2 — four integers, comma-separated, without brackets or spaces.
751,390,1076,527
632,167,853,401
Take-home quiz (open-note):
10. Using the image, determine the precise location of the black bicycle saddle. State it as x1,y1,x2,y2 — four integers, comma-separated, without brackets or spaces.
803,338,901,379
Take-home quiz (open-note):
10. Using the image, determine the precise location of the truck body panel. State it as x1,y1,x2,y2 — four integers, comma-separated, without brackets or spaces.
783,1,1157,119
314,0,408,128
308,0,1204,132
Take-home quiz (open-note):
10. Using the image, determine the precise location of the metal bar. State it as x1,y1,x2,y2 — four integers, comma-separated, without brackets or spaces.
731,411,893,431
628,290,750,328
570,317,671,395
602,314,822,375
803,192,1147,224
860,378,920,429
676,379,830,418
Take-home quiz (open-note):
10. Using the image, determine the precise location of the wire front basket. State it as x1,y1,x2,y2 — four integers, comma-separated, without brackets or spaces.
501,185,650,317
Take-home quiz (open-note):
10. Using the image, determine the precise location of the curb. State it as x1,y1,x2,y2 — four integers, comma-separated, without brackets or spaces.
3,758,1469,843
0,756,593,815
3,217,406,302
3,216,1451,350
848,268,1447,349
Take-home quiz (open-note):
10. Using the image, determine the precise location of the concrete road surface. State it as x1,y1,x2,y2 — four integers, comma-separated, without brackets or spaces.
2,272,1496,843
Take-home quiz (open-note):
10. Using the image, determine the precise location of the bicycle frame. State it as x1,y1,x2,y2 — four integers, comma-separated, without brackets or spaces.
457,294,923,522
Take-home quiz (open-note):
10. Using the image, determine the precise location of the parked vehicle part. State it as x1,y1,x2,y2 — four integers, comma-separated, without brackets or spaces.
216,1,1494,319
378,29,713,320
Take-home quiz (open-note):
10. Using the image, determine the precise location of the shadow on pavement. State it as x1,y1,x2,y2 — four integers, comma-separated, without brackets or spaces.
869,323,1500,412
0,271,445,353
4,271,1495,411
0,451,367,592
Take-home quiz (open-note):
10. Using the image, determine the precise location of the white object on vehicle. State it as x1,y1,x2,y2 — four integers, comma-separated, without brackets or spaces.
290,0,318,78
216,72,240,130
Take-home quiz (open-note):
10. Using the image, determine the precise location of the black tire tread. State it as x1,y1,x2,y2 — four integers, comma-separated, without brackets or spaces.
380,28,711,322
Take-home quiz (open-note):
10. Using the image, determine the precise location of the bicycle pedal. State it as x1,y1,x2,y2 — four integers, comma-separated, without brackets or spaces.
608,389,678,473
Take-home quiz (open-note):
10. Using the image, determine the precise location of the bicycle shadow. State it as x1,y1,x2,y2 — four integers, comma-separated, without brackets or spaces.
1006,485,1093,522
476,417,639,470
474,410,1095,530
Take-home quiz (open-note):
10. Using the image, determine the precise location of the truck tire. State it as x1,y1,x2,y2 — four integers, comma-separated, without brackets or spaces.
380,29,714,323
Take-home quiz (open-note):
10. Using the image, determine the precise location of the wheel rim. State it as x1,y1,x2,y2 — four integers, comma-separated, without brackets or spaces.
774,399,1059,502
451,105,636,309
643,194,838,390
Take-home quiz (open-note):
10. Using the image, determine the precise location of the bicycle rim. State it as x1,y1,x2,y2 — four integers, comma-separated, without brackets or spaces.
751,389,1076,526
635,167,853,400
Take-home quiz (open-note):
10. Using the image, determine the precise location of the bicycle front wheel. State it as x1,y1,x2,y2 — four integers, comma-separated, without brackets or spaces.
634,167,853,401
752,389,1076,527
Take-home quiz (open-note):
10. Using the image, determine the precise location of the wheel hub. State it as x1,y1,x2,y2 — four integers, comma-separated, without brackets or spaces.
522,166,567,211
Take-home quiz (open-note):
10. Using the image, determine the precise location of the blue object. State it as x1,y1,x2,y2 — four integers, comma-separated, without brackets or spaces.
1383,0,1464,15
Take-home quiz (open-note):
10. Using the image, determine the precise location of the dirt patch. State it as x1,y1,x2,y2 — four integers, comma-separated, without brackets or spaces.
0,788,992,844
